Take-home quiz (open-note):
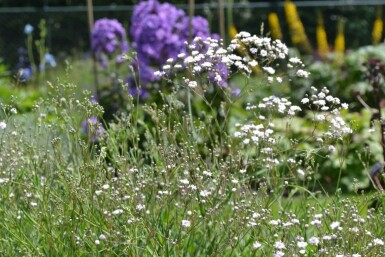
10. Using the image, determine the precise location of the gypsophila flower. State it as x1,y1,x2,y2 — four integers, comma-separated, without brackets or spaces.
112,209,124,215
373,238,384,245
330,221,340,230
274,241,285,249
0,121,6,130
297,241,308,248
181,220,191,227
253,241,262,249
308,236,320,245
274,251,285,257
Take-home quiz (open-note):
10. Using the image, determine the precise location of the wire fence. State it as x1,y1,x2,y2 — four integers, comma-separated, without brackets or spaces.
0,2,382,68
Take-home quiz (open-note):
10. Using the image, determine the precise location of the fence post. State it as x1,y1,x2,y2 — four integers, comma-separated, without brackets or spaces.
87,0,99,99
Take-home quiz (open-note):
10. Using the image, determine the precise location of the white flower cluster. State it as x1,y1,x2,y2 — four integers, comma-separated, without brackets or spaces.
301,87,352,139
234,123,275,146
259,96,302,116
155,32,311,89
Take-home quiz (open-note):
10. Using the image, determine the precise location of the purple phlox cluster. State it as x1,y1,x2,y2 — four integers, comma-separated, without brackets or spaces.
130,0,212,85
92,18,129,68
82,116,106,142
16,47,33,82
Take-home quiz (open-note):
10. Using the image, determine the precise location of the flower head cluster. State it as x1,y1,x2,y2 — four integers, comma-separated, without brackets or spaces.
301,86,352,139
92,18,129,68
16,47,33,82
155,32,310,90
82,116,106,142
130,0,211,85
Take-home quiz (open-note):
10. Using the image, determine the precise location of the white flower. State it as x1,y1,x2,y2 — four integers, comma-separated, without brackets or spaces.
308,236,319,245
316,114,325,121
0,121,6,130
341,103,349,109
249,60,258,67
253,241,262,249
112,209,123,215
188,81,198,88
180,179,189,185
182,220,191,227
274,251,284,257
328,145,336,153
296,69,309,78
297,241,307,248
99,234,106,240
136,204,145,211
274,241,285,249
373,238,384,245
330,221,340,230
289,57,302,64
95,239,100,245
263,66,275,75
200,190,210,197
301,98,309,104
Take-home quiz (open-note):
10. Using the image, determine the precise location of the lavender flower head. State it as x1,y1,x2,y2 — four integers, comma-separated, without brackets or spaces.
82,117,106,142
92,18,129,67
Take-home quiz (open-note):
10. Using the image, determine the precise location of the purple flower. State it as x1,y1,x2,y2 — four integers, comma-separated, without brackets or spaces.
82,117,106,142
18,66,33,82
92,18,129,67
130,0,212,84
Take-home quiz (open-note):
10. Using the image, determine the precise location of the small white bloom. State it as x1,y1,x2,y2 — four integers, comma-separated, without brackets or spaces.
297,241,307,248
274,241,285,249
330,221,340,230
95,239,100,245
112,209,123,215
188,81,198,88
253,241,262,249
373,238,384,245
136,204,145,211
200,190,210,197
0,121,6,130
249,60,258,67
180,179,189,185
182,220,191,227
296,69,309,78
308,236,319,245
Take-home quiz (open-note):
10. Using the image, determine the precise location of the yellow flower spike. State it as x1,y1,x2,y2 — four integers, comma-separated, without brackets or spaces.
334,18,345,53
372,6,383,45
316,13,329,58
229,25,238,40
284,0,313,54
334,17,345,65
268,12,282,40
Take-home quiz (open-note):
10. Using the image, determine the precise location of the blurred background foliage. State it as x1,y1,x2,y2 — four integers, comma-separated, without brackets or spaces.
0,1,382,65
